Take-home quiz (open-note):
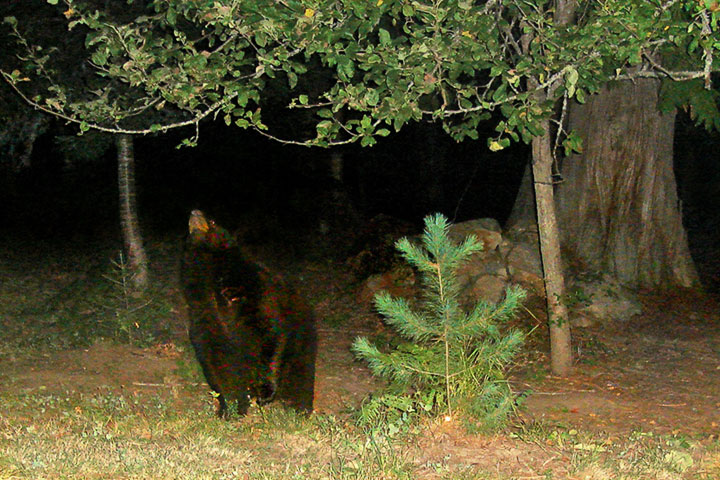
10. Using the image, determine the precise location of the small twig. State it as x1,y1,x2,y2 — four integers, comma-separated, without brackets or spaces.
699,8,714,90
531,389,596,395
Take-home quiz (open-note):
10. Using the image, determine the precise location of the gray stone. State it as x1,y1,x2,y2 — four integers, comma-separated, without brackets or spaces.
503,242,543,277
570,277,643,322
468,275,509,305
449,218,503,252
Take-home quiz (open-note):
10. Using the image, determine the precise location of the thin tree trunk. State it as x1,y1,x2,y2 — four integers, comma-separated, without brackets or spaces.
16,114,47,170
513,0,575,376
556,79,699,288
532,117,573,376
117,134,149,289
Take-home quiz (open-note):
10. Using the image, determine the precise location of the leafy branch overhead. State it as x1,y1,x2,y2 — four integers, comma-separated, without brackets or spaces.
2,0,719,146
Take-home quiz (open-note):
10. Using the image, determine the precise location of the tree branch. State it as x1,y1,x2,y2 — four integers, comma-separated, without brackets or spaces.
1,69,238,136
699,8,714,90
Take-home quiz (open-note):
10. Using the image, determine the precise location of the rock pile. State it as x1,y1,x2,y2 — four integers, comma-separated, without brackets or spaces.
356,217,642,327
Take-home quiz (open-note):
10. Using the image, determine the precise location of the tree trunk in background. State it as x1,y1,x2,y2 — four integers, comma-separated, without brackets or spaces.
505,158,535,231
117,134,149,289
532,116,573,376
556,79,699,288
16,114,48,170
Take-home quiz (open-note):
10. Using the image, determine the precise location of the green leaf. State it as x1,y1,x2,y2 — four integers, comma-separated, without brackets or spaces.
337,57,355,81
565,67,579,98
166,8,176,27
378,28,391,46
255,31,267,48
628,49,642,65
316,120,333,134
491,83,507,103
237,91,249,107
287,71,298,89
526,121,544,137
184,54,208,70
563,131,583,156
575,88,586,104
91,49,109,67
360,135,376,147
490,65,505,78
488,139,506,152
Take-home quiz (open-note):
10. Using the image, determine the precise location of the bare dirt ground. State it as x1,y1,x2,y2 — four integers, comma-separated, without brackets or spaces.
2,255,718,441
518,291,720,437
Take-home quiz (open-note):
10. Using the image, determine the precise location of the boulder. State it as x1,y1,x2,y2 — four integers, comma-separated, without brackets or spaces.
467,274,509,305
567,276,643,325
503,242,543,278
357,267,416,305
449,218,503,253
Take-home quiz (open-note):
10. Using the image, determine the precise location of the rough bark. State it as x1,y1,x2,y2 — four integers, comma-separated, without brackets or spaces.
555,0,579,25
556,79,699,288
532,117,573,376
117,134,149,289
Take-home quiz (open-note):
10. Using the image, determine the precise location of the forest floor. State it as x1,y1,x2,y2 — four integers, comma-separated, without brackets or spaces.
0,235,719,479
293,256,720,438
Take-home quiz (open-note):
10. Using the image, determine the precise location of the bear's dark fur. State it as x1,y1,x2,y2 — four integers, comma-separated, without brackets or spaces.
180,210,317,417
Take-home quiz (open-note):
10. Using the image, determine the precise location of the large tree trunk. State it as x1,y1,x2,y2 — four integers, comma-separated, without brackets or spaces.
117,134,149,289
556,79,699,288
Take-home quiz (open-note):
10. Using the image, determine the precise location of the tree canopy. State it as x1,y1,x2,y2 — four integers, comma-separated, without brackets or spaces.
3,0,718,147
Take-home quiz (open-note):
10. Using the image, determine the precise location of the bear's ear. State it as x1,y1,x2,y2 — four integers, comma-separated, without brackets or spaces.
189,210,210,234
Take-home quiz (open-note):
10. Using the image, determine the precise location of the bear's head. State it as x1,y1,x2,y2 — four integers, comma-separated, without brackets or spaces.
187,210,235,249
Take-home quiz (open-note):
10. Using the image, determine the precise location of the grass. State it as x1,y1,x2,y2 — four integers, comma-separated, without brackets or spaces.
0,391,417,480
1,389,717,479
510,422,719,480
0,245,177,355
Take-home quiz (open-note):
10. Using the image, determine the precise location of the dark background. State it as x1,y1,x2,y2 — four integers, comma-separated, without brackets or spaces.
0,110,719,287
0,119,527,237
1,0,719,291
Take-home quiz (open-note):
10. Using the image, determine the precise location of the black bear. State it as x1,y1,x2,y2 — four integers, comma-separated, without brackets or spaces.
180,210,317,417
